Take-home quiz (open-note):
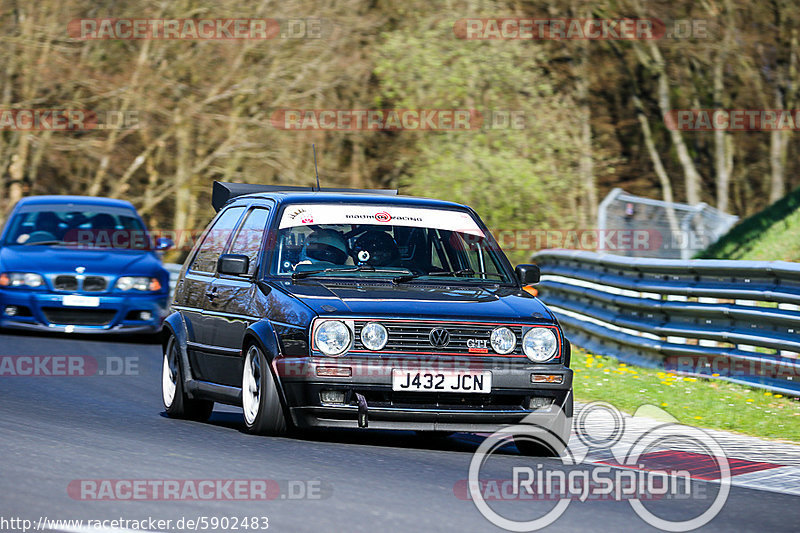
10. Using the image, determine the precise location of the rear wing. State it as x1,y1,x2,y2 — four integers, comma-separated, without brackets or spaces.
211,181,398,212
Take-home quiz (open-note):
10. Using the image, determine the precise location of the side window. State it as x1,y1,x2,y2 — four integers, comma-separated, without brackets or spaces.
190,207,246,273
229,208,270,276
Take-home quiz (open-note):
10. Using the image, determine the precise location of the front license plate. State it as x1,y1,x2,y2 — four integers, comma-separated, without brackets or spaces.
391,369,492,393
62,295,100,307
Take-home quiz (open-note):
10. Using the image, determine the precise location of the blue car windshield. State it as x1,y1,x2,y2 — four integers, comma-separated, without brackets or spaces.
272,203,512,283
3,205,149,250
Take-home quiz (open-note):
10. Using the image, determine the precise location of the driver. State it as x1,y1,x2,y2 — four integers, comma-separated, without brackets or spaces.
296,229,349,268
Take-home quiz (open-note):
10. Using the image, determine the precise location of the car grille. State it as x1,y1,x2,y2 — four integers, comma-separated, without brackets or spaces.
41,307,116,326
54,275,79,291
352,320,529,357
354,390,528,411
82,276,107,292
51,275,108,292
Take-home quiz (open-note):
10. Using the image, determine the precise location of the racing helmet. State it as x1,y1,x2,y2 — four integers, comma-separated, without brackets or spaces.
301,230,349,265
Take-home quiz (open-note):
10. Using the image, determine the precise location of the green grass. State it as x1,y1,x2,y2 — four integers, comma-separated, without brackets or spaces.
571,349,800,442
697,185,800,261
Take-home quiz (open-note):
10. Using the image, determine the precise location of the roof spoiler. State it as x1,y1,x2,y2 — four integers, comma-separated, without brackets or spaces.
212,181,398,212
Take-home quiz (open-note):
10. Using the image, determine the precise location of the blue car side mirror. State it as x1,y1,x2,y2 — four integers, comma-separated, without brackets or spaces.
154,237,174,251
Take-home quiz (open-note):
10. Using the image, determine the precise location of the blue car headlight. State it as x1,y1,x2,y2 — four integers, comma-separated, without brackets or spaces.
0,272,45,288
115,276,162,292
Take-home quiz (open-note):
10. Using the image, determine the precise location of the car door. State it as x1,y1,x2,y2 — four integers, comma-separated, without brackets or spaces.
177,205,245,382
203,205,271,386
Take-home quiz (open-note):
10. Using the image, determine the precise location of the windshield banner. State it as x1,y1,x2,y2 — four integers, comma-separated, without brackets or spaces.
279,204,485,237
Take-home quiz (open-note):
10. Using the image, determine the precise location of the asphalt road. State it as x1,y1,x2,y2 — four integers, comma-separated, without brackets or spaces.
0,330,798,533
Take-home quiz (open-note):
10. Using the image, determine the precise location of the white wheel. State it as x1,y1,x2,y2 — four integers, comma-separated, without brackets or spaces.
161,349,177,408
161,335,214,421
243,345,262,425
241,343,288,435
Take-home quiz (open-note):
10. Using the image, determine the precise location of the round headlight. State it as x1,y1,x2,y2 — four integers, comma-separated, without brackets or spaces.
490,327,516,355
360,322,388,351
522,328,558,362
314,320,352,356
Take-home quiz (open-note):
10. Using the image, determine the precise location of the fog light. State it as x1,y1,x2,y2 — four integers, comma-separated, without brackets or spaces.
316,366,352,377
531,374,563,384
320,390,346,405
4,305,18,317
529,397,554,410
139,311,153,321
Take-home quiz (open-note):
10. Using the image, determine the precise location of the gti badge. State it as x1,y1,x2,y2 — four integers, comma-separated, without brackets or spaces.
467,338,489,354
75,266,86,274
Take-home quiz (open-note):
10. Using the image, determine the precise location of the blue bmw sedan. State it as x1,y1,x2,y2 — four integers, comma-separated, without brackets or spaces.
0,195,172,334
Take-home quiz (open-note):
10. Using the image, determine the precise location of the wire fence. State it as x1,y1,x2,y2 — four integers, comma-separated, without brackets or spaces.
598,188,739,260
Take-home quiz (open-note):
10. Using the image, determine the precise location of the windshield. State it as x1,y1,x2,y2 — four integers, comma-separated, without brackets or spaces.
271,203,512,283
3,205,149,249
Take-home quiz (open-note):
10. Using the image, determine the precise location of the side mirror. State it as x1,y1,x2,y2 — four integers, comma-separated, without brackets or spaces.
218,254,250,276
515,264,540,285
154,237,174,251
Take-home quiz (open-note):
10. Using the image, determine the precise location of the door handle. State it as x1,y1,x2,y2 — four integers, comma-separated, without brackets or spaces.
205,288,217,301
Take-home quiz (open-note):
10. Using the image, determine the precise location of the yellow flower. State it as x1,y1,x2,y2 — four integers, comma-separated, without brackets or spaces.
661,402,668,407
746,399,754,403
712,373,720,377
694,416,702,420
775,394,783,398
683,377,697,382
764,392,773,397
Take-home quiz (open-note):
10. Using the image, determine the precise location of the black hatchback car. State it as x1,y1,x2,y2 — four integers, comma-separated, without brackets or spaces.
162,182,573,454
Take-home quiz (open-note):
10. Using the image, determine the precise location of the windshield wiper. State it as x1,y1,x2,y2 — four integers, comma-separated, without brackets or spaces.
20,240,68,246
392,268,505,283
292,265,411,280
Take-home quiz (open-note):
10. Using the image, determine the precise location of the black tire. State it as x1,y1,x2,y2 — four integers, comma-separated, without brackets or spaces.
242,344,288,436
162,335,214,421
514,416,571,457
514,436,565,457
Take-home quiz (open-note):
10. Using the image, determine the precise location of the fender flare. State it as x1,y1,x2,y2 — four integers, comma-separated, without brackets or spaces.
161,311,196,397
242,319,293,421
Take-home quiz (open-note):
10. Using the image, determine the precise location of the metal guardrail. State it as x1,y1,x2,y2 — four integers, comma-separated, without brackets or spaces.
164,263,183,299
532,250,800,395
